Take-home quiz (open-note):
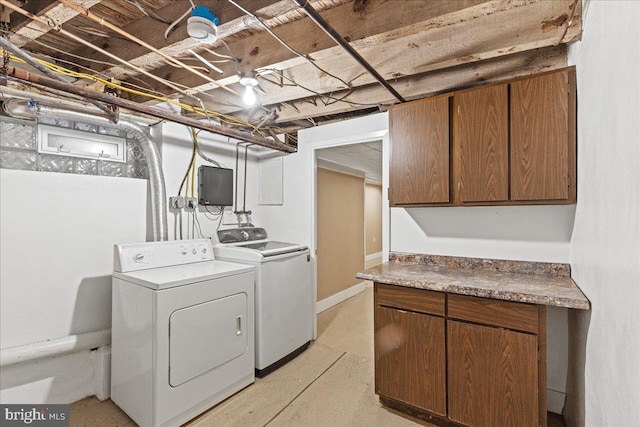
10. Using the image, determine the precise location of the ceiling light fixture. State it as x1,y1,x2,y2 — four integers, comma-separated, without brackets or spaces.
239,72,259,106
187,5,219,44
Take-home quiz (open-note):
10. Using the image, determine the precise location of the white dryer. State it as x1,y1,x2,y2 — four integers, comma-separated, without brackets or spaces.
111,239,255,427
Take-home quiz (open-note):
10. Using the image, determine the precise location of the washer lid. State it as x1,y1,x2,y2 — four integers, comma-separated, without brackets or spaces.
237,241,308,257
112,260,254,290
214,241,308,261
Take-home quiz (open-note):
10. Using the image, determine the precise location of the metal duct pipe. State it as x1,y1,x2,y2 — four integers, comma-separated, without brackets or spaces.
3,98,168,241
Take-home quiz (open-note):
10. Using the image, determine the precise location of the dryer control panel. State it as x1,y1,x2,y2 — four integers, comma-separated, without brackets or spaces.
114,239,214,272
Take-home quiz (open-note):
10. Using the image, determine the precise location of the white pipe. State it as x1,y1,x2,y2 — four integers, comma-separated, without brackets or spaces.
0,330,111,367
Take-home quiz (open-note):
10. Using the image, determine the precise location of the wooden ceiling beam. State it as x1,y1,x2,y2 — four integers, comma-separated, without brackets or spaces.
126,0,491,95
62,0,329,76
184,0,581,115
7,0,102,47
235,45,568,125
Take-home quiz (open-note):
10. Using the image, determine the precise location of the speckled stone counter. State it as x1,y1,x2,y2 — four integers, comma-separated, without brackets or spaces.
356,253,590,309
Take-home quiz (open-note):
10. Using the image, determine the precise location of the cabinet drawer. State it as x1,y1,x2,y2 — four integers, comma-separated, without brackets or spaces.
447,294,538,334
375,283,445,317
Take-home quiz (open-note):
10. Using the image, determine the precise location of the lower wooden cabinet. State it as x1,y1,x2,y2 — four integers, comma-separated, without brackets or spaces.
447,320,538,427
374,283,546,427
374,306,446,415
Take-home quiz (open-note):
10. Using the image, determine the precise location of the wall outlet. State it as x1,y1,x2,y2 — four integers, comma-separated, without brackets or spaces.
169,196,185,210
185,197,197,211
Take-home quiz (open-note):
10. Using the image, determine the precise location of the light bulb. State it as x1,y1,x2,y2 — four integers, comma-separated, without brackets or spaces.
243,85,256,106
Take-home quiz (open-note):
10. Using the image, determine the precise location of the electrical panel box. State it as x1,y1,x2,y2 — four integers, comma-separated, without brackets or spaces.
198,166,233,206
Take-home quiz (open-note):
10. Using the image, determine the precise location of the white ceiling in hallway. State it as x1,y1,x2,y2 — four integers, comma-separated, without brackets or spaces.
316,140,382,183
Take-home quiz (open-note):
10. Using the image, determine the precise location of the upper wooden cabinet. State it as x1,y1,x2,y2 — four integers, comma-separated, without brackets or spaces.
454,84,509,203
388,95,450,206
511,70,575,201
388,67,577,206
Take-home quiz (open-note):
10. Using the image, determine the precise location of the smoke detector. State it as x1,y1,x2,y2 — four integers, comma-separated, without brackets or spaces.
187,6,219,44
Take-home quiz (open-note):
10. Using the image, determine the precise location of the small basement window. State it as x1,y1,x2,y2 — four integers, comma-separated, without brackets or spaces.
37,124,126,162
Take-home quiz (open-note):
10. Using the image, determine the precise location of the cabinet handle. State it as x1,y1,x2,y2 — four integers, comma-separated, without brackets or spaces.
458,182,461,192
457,104,461,115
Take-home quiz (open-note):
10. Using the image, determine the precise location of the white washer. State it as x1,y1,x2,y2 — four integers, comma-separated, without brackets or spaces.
214,228,313,377
111,239,255,427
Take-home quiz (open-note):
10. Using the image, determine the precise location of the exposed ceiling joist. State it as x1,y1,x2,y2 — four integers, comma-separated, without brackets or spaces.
0,0,582,137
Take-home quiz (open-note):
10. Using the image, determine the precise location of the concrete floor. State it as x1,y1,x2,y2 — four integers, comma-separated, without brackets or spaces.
70,286,565,427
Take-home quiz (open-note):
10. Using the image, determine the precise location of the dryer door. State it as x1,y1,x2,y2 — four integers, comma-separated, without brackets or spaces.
169,292,248,387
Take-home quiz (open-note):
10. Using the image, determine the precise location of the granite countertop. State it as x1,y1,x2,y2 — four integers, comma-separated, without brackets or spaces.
357,253,590,310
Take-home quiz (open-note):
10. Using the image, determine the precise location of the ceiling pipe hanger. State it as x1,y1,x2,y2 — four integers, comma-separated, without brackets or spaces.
293,0,406,103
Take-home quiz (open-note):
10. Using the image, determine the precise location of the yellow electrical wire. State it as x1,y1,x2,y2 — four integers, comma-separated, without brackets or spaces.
190,127,198,198
2,50,267,135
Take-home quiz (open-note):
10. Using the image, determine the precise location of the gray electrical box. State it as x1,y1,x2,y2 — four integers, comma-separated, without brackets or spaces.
198,166,234,206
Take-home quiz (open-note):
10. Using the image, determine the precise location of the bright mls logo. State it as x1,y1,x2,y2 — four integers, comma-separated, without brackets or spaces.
1,405,69,426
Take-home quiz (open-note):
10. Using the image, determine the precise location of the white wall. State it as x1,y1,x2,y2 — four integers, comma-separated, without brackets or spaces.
392,205,575,262
160,121,261,241
0,169,147,402
256,113,390,251
567,1,640,425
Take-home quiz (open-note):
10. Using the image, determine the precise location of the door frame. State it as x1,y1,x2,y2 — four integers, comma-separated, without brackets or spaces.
307,118,390,338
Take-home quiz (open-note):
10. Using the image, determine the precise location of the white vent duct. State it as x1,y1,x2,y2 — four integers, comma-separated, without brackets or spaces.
2,98,168,241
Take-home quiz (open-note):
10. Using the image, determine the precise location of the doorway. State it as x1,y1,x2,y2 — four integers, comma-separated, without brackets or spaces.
315,141,382,312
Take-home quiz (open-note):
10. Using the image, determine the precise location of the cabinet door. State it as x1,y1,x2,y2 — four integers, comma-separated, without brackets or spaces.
447,320,538,427
374,306,446,415
454,84,509,203
389,96,450,205
511,70,571,201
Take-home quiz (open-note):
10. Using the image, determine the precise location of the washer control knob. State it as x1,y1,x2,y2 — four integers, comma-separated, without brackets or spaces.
180,247,187,255
202,247,207,254
240,230,250,241
191,247,197,254
133,253,145,262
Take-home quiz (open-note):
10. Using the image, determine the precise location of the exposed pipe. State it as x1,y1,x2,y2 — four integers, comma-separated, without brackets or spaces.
0,329,110,367
5,67,296,152
0,86,157,125
3,98,169,241
292,0,406,103
0,36,117,120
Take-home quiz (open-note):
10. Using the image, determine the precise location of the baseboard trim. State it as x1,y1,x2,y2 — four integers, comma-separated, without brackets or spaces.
547,388,566,415
365,252,382,262
316,282,367,314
